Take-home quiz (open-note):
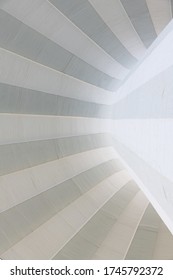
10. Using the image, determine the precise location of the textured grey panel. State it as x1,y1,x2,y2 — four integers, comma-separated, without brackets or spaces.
72,160,124,193
0,83,112,118
64,56,120,91
120,0,157,48
125,205,161,259
0,159,123,255
139,204,161,228
0,180,80,255
53,181,139,259
112,66,173,119
126,229,158,259
0,133,112,176
0,10,119,91
49,0,137,68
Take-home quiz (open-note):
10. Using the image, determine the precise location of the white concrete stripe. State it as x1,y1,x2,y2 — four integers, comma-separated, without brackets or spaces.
0,48,115,105
0,114,112,145
88,0,146,59
120,0,157,48
125,205,161,259
0,0,128,80
146,0,172,35
1,171,130,259
0,133,113,176
0,146,119,213
0,49,114,104
93,191,149,259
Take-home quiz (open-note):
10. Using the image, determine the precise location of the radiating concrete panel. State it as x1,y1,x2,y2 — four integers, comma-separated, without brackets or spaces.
0,114,112,145
0,83,112,118
0,10,119,91
1,171,131,259
49,0,137,68
0,159,124,255
53,181,139,259
0,0,173,261
120,0,157,47
0,147,118,212
153,221,173,259
146,0,172,35
125,205,161,259
0,48,115,105
0,0,129,80
0,133,112,175
88,0,146,59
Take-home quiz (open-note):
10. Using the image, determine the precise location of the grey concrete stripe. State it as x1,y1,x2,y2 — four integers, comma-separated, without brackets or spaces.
112,65,173,119
0,9,119,91
125,204,161,260
49,0,137,68
120,0,157,48
171,0,173,17
0,159,124,255
53,181,139,260
153,221,173,259
0,83,112,118
0,133,113,176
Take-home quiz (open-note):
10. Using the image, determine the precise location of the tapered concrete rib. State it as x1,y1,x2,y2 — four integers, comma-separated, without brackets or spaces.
153,221,173,259
53,185,147,260
125,205,162,259
93,191,149,260
146,0,172,35
0,83,112,118
0,0,128,80
0,159,124,255
120,0,157,47
0,9,120,91
49,0,137,68
0,0,173,260
88,0,146,59
0,147,118,213
1,171,131,259
0,133,113,176
0,48,114,105
0,114,112,145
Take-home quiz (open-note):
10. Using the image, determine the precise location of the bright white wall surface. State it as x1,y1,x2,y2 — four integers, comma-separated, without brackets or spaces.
112,20,173,234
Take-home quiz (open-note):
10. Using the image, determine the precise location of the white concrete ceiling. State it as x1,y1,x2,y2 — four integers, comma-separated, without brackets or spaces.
0,0,173,259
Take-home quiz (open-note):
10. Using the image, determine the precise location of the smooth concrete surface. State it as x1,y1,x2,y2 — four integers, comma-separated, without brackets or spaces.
0,0,173,260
